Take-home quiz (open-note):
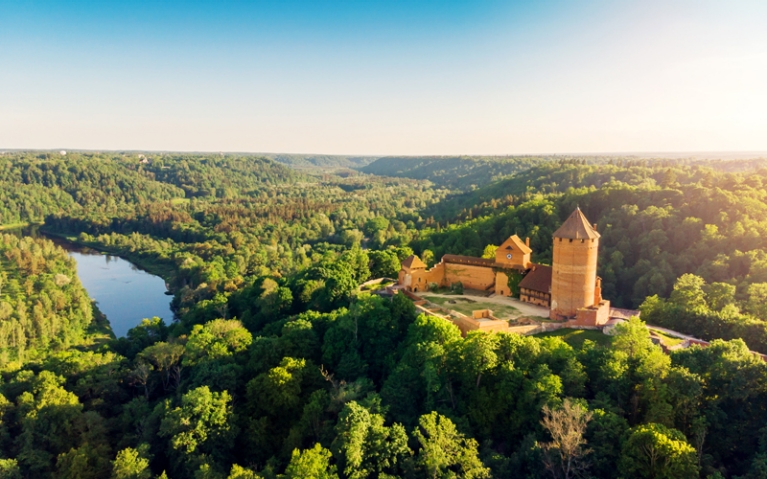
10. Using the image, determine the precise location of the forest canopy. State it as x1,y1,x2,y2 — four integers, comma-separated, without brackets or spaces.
1,152,767,478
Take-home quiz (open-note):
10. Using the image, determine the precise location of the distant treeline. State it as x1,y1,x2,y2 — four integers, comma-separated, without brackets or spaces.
0,152,304,226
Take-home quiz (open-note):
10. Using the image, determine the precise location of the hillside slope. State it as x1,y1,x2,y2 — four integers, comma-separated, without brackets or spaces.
361,156,553,189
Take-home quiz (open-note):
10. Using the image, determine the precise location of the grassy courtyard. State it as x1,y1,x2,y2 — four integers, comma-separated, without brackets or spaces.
423,295,520,319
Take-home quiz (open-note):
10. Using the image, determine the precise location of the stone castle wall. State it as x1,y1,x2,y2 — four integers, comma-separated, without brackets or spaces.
403,260,501,293
571,301,611,326
451,315,509,336
443,263,496,291
494,271,511,296
403,262,446,292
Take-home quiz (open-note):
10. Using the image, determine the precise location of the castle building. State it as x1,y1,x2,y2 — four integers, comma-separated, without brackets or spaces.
398,207,611,327
399,235,532,295
519,264,552,307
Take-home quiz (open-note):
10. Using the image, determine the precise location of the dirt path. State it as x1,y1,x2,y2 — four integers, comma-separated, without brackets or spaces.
646,324,700,341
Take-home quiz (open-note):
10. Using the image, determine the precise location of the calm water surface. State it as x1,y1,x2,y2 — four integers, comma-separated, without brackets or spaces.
10,227,174,337
70,251,174,337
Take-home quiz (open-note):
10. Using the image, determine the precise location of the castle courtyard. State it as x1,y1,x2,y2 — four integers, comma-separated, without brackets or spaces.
415,291,551,320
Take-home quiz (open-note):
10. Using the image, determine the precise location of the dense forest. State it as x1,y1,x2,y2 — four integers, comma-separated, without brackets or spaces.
361,156,592,190
0,234,96,363
0,152,305,225
1,152,767,478
264,154,378,170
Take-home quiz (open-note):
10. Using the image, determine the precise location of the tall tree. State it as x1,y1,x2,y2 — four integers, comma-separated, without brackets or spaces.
619,423,698,479
412,412,490,479
540,398,593,479
332,401,411,478
281,444,338,479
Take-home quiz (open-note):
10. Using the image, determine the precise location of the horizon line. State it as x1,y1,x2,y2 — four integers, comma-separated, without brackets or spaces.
2,148,767,160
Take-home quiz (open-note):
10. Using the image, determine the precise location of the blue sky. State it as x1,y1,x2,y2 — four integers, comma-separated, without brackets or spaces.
1,0,766,154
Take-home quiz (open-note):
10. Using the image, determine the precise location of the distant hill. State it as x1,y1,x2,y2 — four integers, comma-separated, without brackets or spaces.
0,151,381,171
264,154,379,169
361,154,767,190
416,156,767,221
0,152,308,225
144,154,307,197
361,156,554,190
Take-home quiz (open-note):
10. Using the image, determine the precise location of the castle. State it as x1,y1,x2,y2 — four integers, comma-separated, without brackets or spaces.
398,207,612,327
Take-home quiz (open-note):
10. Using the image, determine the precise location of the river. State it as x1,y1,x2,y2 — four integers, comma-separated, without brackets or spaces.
7,227,174,337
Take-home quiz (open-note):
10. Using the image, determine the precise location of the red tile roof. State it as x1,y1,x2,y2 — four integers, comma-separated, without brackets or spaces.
498,235,532,254
401,255,426,269
518,264,552,293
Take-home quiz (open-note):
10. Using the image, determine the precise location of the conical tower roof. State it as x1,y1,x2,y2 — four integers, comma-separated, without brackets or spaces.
553,207,600,240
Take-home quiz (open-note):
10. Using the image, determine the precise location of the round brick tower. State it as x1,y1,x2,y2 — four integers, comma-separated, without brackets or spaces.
549,207,600,320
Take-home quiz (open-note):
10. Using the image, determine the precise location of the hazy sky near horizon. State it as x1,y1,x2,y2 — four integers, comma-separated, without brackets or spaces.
2,0,766,155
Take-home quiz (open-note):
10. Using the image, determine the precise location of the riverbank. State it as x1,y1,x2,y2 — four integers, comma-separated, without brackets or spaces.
85,302,116,344
40,228,178,287
40,229,177,336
